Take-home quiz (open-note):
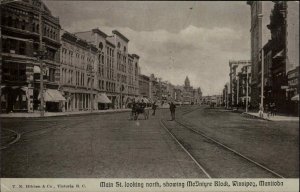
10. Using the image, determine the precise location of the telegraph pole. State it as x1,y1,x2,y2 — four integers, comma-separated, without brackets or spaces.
246,65,250,112
39,8,44,117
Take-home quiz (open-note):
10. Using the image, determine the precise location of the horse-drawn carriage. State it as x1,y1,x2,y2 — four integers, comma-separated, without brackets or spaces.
131,103,149,120
130,98,149,120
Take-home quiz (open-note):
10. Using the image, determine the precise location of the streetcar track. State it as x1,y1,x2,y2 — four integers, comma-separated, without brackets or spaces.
172,106,285,178
1,119,90,149
160,119,212,178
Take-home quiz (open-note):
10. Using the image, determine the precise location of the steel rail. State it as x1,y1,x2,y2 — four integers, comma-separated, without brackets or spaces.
175,117,285,178
160,119,211,178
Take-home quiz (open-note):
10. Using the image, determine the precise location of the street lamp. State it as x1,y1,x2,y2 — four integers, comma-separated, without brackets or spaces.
258,13,264,113
245,64,251,113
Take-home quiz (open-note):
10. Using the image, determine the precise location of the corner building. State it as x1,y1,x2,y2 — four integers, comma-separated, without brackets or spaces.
1,0,62,113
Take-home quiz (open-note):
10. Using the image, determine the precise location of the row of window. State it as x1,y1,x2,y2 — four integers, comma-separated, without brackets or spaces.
117,73,127,84
106,82,116,92
61,47,95,70
2,15,59,40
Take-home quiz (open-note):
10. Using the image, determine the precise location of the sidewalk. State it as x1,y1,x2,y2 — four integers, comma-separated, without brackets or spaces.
243,112,299,122
0,108,132,118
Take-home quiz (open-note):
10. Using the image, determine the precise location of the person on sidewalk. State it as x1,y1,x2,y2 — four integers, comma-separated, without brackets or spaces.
152,102,157,116
169,101,176,121
258,103,264,118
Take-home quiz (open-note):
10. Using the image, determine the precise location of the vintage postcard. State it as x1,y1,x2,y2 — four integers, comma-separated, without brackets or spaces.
0,0,299,191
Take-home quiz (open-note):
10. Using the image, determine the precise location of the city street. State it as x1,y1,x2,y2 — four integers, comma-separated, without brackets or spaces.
1,106,298,178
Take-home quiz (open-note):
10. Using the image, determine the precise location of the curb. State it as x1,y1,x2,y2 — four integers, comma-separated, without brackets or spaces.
0,109,132,119
241,112,271,121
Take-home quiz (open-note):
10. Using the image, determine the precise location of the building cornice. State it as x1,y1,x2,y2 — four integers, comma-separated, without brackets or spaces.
112,30,129,43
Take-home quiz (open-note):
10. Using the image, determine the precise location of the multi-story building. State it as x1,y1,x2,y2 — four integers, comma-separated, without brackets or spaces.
247,1,274,109
149,74,159,102
1,0,62,113
182,76,193,104
60,31,98,112
139,74,150,99
237,65,252,107
266,1,299,114
75,28,140,109
229,60,251,107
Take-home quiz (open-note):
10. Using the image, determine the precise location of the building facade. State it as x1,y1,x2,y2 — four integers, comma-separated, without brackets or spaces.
60,31,98,112
229,60,251,107
1,0,62,113
75,28,140,109
139,74,150,99
247,1,274,109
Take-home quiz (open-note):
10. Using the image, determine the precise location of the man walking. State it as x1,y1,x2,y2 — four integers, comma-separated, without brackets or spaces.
169,101,176,121
152,101,157,116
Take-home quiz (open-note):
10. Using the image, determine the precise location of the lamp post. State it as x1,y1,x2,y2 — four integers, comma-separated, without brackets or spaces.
38,10,45,117
245,64,251,113
258,13,264,112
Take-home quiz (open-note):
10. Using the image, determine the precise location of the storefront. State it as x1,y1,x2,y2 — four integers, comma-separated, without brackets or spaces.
97,93,112,110
39,89,66,112
1,86,28,113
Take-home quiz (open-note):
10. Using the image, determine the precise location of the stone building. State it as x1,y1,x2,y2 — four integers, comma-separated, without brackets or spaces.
247,1,274,109
229,60,251,107
1,0,62,113
60,31,98,112
75,28,140,109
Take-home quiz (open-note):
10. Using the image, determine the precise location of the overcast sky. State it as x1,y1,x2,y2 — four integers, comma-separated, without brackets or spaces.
45,1,251,96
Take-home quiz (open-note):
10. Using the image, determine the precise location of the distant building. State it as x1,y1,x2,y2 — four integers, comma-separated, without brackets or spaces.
139,74,150,99
229,60,251,107
182,76,194,104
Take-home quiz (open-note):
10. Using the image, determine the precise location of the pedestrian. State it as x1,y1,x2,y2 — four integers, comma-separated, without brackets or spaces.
273,102,277,116
258,103,264,118
169,101,176,121
152,101,157,116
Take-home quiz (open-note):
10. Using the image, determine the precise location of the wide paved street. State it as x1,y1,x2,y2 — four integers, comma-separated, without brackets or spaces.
1,106,299,178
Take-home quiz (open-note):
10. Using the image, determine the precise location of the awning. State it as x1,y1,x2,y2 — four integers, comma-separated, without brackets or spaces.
291,94,299,101
134,97,150,103
273,50,284,59
142,98,150,103
98,93,112,103
39,89,66,102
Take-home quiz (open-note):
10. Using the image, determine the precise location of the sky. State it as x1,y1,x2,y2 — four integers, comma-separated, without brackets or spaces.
44,1,251,96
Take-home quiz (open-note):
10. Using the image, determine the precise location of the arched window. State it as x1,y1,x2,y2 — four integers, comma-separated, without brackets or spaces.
124,46,126,52
117,42,121,49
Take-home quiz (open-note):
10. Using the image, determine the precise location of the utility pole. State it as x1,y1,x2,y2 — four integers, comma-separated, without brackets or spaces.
39,8,44,117
246,65,250,113
258,13,264,112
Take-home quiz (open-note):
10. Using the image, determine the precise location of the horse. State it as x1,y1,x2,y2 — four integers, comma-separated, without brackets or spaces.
132,103,149,120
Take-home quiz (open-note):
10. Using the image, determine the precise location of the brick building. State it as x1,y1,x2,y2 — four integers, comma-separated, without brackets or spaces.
1,0,62,113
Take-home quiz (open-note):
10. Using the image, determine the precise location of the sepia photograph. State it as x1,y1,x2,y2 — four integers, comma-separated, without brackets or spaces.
0,0,299,191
